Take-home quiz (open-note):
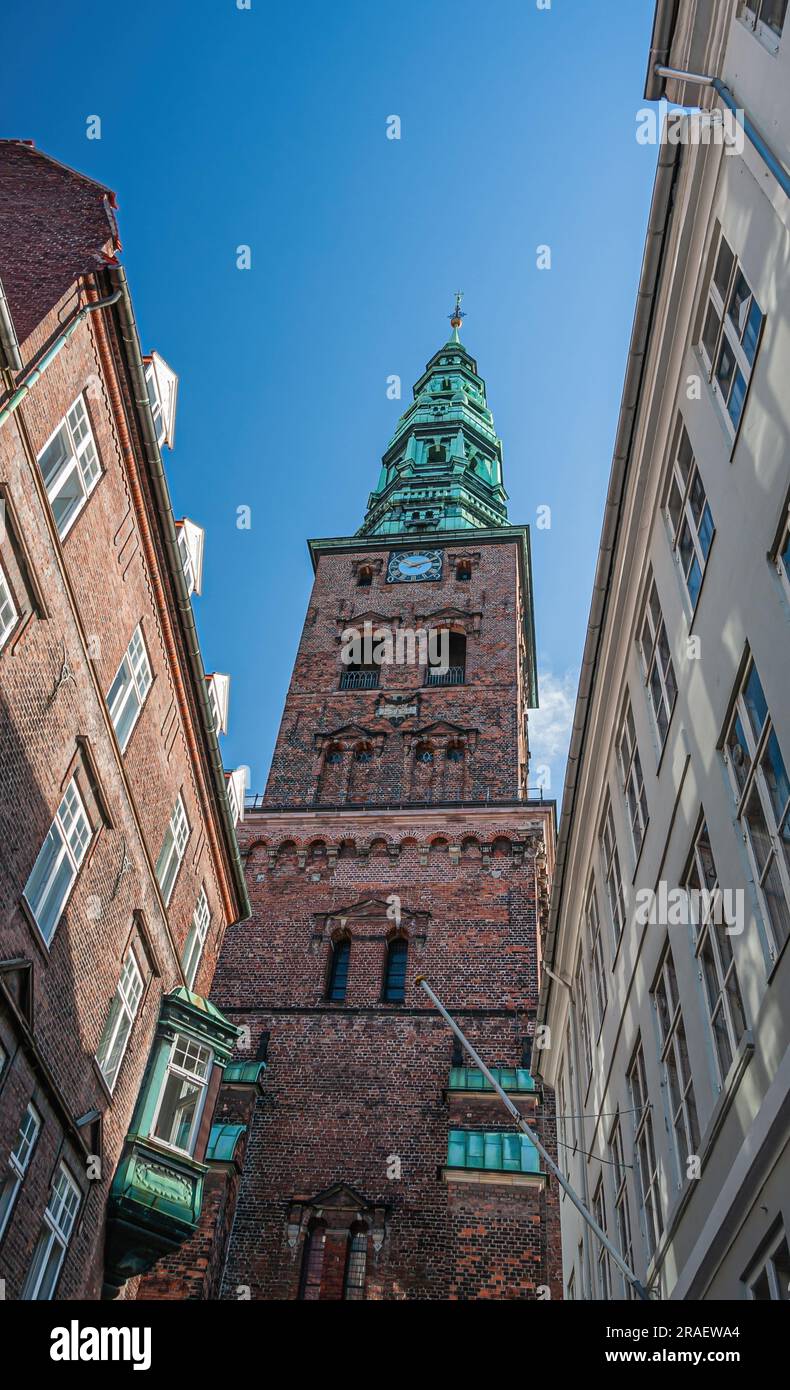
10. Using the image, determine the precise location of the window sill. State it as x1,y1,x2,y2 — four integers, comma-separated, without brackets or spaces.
738,13,781,56
441,1166,547,1190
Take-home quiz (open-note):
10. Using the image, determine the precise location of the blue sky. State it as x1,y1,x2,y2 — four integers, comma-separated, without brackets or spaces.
5,0,660,800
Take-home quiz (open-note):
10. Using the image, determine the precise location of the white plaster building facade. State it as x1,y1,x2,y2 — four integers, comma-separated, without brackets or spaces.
537,0,790,1301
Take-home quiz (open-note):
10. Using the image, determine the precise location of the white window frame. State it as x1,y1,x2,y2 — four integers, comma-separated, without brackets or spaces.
178,526,196,595
664,422,715,611
745,1226,790,1300
740,0,787,54
628,1043,663,1262
0,1102,42,1240
724,656,790,959
36,395,101,539
775,513,790,606
145,362,166,446
106,624,153,751
685,818,747,1087
617,698,648,860
638,573,677,750
585,881,608,1031
593,1178,611,1301
699,231,764,434
575,950,592,1086
23,1162,81,1300
181,887,211,990
600,797,626,949
23,776,93,944
149,1033,213,1156
653,948,700,1182
610,1114,636,1300
155,794,190,906
95,948,144,1091
0,557,19,651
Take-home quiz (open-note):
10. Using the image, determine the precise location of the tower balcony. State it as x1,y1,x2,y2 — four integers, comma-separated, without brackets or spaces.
425,665,465,686
339,668,380,690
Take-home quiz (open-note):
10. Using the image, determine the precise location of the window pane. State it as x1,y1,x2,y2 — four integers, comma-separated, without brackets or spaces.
728,368,747,427
384,940,408,1001
726,713,752,794
701,302,721,362
715,336,736,396
727,270,752,339
25,827,72,941
744,664,769,740
153,1073,203,1151
328,939,350,1001
38,425,71,489
761,730,790,826
713,238,735,299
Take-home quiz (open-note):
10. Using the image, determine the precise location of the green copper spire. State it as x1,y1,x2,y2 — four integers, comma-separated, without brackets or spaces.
358,299,510,537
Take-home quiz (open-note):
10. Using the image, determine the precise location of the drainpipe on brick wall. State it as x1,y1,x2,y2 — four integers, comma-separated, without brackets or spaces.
0,274,22,373
0,290,122,428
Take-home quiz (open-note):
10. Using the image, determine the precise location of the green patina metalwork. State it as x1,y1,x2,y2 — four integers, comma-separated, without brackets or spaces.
206,1123,246,1163
448,1066,536,1093
446,1129,541,1174
103,988,239,1294
359,327,510,537
222,1059,267,1085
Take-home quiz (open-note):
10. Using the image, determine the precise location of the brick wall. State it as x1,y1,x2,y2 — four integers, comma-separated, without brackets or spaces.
204,530,561,1301
0,144,241,1300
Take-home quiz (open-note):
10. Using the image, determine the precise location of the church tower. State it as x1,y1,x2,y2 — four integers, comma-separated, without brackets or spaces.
195,306,561,1300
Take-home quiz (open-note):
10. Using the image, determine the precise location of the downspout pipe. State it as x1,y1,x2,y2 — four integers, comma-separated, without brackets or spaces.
0,290,122,429
0,275,22,373
653,65,790,200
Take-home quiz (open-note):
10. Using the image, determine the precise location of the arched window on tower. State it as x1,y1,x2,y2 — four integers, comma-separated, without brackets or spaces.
383,939,408,1002
327,938,351,1002
427,632,466,686
299,1221,326,1300
344,1226,368,1300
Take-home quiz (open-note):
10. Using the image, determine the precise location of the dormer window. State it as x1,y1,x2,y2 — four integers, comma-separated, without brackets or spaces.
176,519,205,597
143,352,179,450
206,673,230,735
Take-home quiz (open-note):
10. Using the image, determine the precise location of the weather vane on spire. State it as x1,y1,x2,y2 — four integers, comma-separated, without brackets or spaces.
449,290,465,330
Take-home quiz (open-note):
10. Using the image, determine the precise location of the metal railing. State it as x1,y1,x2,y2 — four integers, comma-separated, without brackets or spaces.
425,666,465,686
339,669,380,690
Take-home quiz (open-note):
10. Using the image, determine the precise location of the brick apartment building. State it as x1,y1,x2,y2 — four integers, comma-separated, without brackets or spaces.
0,141,249,1300
150,307,563,1300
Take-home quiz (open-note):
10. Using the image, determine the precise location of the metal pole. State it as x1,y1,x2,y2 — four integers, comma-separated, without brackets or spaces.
416,975,652,1301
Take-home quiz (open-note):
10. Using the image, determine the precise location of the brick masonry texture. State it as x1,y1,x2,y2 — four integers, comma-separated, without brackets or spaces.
0,144,242,1300
195,537,563,1300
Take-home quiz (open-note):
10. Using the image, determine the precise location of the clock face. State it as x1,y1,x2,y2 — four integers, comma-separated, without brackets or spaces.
387,549,442,583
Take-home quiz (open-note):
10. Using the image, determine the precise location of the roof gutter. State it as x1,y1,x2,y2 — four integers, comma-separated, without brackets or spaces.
105,262,250,923
535,138,682,1054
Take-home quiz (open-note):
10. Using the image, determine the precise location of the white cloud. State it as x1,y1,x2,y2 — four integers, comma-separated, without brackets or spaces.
529,666,578,796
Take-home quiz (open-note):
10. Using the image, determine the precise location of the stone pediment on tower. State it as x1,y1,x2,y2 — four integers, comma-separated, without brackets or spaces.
415,606,482,635
336,611,402,632
324,897,427,925
404,719,479,750
313,724,384,750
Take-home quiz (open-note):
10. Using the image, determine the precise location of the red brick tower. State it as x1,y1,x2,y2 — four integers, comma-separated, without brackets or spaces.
206,308,562,1300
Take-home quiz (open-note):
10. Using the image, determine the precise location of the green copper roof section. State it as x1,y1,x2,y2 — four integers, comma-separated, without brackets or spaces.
222,1059,267,1085
448,1066,536,1093
446,1130,541,1174
359,313,510,537
206,1123,246,1163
